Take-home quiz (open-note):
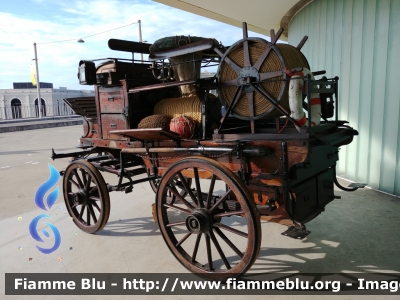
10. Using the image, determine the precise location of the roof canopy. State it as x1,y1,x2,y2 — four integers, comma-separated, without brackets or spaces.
153,0,312,41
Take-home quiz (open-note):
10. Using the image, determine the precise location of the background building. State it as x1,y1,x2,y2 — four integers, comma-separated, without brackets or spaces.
154,0,400,196
0,82,94,119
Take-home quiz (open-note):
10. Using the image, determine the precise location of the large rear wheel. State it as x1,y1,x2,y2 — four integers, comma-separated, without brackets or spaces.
156,157,261,279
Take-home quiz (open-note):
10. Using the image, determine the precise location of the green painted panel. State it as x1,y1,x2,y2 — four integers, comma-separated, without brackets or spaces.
331,0,344,127
323,0,334,76
337,0,353,172
368,0,390,189
381,0,400,193
356,0,376,184
289,0,400,196
317,0,327,71
313,0,321,70
346,0,364,178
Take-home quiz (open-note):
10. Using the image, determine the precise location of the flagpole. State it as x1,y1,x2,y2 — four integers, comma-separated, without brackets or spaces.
138,20,143,62
33,42,43,119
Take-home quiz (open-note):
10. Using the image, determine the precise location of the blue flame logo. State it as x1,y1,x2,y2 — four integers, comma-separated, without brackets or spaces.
29,214,61,254
35,164,60,210
29,164,62,254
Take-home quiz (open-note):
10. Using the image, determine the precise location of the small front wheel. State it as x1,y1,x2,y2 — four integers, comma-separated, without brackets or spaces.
63,160,110,233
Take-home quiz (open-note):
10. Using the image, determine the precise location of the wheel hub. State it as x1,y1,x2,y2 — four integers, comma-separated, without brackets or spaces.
238,66,260,93
72,189,88,206
186,209,213,234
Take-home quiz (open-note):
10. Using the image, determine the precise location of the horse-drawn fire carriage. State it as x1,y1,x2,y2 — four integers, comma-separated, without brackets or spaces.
52,23,364,278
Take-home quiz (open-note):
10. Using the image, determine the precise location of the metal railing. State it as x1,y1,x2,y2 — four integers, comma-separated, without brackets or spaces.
0,104,75,120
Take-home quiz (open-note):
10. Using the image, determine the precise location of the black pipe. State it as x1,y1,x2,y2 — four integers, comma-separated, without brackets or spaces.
51,148,94,160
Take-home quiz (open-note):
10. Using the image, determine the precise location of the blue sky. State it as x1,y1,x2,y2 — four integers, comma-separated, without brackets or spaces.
0,0,268,90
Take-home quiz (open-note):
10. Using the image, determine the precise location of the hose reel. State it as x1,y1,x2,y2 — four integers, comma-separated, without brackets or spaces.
216,23,310,125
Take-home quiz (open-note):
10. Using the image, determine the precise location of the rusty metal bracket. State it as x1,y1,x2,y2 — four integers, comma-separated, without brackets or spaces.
122,106,129,120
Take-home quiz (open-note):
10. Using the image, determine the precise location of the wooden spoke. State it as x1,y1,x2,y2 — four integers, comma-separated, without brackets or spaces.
69,178,80,189
214,227,244,258
253,45,273,71
270,29,276,42
252,85,301,131
242,22,249,39
84,175,91,191
206,175,216,209
215,48,242,74
169,194,177,205
88,186,97,195
259,70,284,81
176,232,192,247
80,169,87,187
163,203,191,214
297,35,308,50
205,234,213,271
166,185,195,210
91,201,101,213
214,223,248,238
86,207,90,226
253,84,290,116
208,231,231,270
72,169,84,189
78,205,85,220
191,233,202,263
177,172,198,206
247,92,255,133
87,203,97,224
270,28,283,44
193,168,203,208
213,210,244,218
242,23,251,67
166,221,186,227
209,188,232,214
219,86,245,130
243,40,251,68
220,78,239,86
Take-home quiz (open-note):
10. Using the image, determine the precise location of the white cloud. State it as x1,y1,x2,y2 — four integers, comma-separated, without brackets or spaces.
0,0,268,90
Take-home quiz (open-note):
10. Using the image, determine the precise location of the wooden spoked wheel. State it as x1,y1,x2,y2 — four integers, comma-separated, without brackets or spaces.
216,24,309,121
63,160,110,234
156,157,261,279
217,38,287,120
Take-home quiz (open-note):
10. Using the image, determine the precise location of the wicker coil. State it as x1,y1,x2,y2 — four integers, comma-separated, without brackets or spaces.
154,96,202,126
170,53,201,96
149,36,219,53
218,42,310,119
137,114,171,129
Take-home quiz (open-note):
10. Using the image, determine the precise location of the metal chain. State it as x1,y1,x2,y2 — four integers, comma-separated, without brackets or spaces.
207,150,234,158
133,149,234,161
133,152,193,161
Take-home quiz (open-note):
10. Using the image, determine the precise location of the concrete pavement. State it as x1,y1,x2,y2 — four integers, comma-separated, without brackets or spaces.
0,126,399,299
